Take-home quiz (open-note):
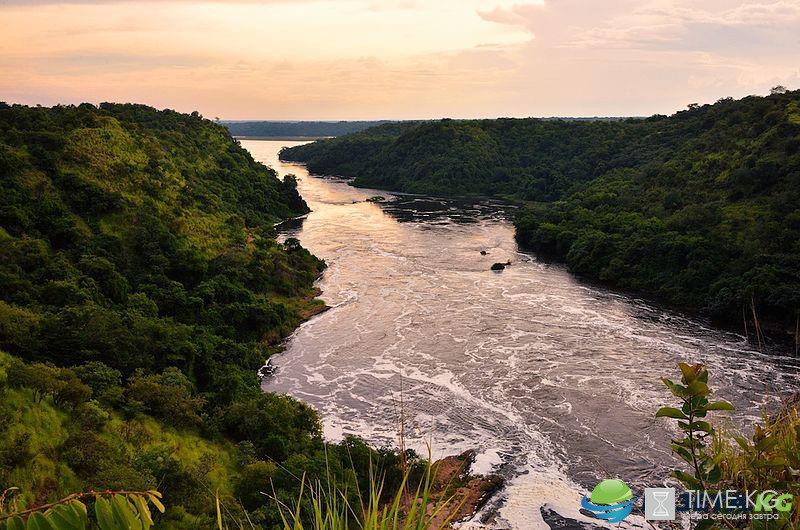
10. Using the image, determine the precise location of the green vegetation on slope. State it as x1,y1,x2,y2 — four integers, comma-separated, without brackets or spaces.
281,92,800,339
223,121,394,139
0,103,407,527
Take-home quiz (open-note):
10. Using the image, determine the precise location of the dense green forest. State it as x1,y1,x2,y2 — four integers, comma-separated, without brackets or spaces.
282,91,800,342
223,120,393,138
0,103,407,527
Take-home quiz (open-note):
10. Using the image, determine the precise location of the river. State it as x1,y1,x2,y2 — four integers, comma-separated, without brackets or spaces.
243,139,800,529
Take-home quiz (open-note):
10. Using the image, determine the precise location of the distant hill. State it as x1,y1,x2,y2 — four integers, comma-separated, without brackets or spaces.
282,92,800,341
223,118,625,139
223,120,393,138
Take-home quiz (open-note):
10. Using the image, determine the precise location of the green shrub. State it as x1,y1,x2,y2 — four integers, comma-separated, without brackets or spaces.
73,400,111,430
125,368,204,428
7,362,90,407
657,363,799,528
235,461,279,510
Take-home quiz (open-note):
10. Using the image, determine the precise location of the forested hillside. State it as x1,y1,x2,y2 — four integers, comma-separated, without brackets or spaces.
282,91,800,340
0,103,405,527
224,120,392,138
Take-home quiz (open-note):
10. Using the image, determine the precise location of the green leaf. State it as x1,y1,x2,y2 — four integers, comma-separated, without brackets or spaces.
132,495,153,529
672,470,701,488
670,444,693,463
755,457,788,468
711,451,727,466
756,436,779,452
145,493,164,514
656,406,688,419
707,464,721,483
48,502,87,530
24,512,53,530
704,400,735,411
215,491,223,530
689,420,713,433
68,504,87,525
686,380,710,397
661,377,688,398
678,421,691,431
111,495,142,530
95,498,115,530
6,517,26,530
678,363,697,383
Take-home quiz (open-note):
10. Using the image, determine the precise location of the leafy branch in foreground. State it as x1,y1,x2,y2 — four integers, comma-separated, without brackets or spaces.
0,489,164,530
657,363,800,529
656,363,735,492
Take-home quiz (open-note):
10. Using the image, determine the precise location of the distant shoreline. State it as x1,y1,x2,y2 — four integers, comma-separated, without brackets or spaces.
234,135,331,141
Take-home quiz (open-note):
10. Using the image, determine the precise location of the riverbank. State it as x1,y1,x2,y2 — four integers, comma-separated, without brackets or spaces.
279,92,800,349
248,138,800,529
423,451,504,527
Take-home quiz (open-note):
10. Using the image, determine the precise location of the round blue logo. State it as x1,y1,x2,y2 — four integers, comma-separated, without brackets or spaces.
581,479,638,523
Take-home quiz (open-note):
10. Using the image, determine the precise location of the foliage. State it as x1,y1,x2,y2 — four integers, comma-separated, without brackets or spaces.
217,456,459,530
657,363,799,528
713,406,800,529
0,489,164,530
0,103,405,527
223,121,394,139
283,91,800,337
6,361,91,407
656,363,735,490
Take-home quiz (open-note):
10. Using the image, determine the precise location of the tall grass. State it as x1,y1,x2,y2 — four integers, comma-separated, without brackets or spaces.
714,403,800,528
217,457,466,530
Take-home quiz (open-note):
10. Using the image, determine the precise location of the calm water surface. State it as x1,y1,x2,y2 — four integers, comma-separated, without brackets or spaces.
243,140,800,529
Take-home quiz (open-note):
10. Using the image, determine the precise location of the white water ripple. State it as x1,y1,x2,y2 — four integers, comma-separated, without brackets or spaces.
245,140,800,530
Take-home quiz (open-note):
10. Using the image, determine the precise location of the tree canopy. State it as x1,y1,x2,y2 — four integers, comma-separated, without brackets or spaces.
282,91,800,339
0,103,407,527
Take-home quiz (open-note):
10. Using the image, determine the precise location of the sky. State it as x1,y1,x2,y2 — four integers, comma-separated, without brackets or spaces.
1,0,799,119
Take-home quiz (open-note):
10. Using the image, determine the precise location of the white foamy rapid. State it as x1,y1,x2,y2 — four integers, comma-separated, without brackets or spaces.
244,140,800,530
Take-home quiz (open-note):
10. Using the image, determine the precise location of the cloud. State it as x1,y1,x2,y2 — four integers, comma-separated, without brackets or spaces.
477,2,543,29
568,1,800,53
2,52,210,75
0,0,798,118
709,0,800,25
0,0,319,4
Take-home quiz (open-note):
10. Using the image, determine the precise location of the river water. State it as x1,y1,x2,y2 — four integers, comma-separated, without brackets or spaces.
243,139,800,529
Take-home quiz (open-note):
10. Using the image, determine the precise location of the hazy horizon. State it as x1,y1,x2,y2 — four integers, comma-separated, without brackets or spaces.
2,0,799,120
